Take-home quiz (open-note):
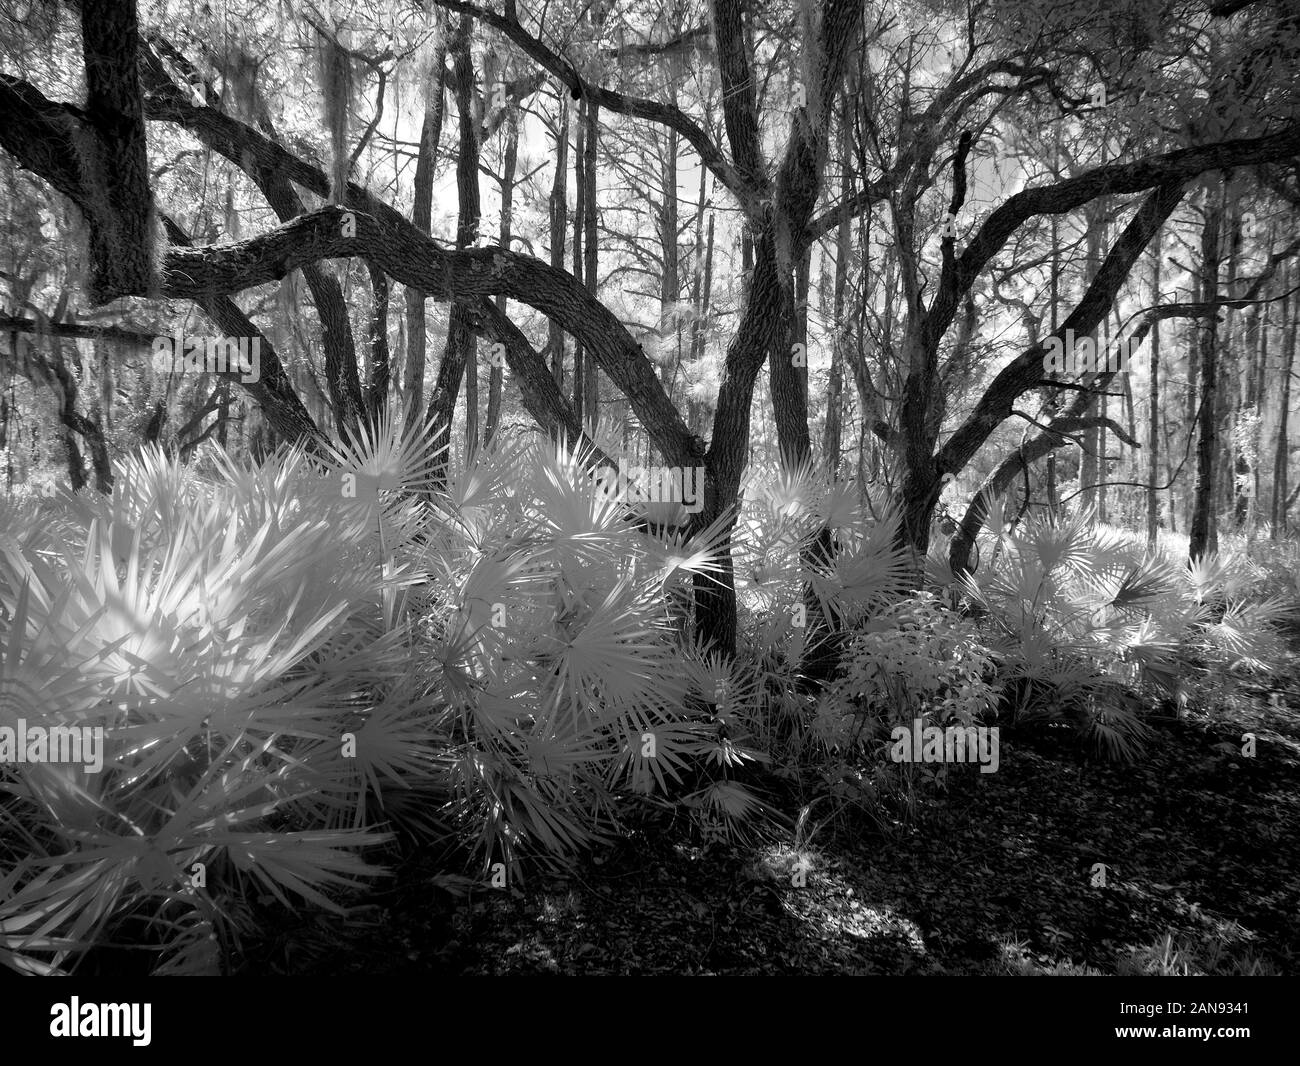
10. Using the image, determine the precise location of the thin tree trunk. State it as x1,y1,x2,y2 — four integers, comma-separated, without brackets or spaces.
1081,208,1103,512
1189,179,1224,562
689,212,716,435
687,165,709,434
426,17,480,482
1224,202,1249,528
485,102,517,447
402,27,447,420
572,96,586,426
1047,206,1060,514
824,97,850,480
1274,261,1297,535
1147,233,1162,543
1097,301,1109,521
659,127,680,391
582,92,599,433
547,92,568,390
367,261,390,425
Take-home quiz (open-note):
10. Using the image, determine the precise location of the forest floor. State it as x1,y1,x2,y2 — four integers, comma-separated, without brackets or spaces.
239,677,1300,976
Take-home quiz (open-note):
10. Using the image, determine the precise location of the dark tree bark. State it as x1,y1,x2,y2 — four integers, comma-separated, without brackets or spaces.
64,430,87,492
426,18,482,480
1189,180,1225,562
659,127,681,392
160,215,320,447
769,244,811,467
78,0,154,302
1080,207,1103,514
1147,233,1162,544
1274,261,1297,535
823,94,851,480
366,260,390,425
546,91,569,390
485,101,517,446
582,91,600,432
403,27,448,420
572,95,587,426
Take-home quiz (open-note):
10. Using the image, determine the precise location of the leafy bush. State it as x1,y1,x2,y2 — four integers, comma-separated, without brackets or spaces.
0,421,732,973
955,501,1296,759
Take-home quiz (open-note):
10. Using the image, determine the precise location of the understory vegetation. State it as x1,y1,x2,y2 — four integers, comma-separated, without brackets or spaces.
1,423,1294,975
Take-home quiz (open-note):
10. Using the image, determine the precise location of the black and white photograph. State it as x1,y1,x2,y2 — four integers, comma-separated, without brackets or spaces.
0,0,1297,1014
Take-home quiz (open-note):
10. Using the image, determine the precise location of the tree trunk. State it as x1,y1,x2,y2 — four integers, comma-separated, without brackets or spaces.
659,127,680,392
64,431,87,492
689,211,715,435
402,29,447,420
582,92,600,432
367,260,390,425
769,246,811,467
1080,208,1103,512
485,103,517,447
823,97,851,479
687,165,709,434
1047,204,1061,515
78,0,155,302
427,18,480,480
1274,261,1297,535
572,96,587,426
1146,232,1162,543
547,92,568,390
1189,180,1224,562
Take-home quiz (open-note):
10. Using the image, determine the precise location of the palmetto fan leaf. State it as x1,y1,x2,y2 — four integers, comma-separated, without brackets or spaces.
285,696,446,831
680,644,760,726
681,780,775,843
317,409,448,520
1206,598,1293,671
610,720,703,794
447,747,600,865
639,506,734,592
62,445,213,560
438,434,534,522
0,857,133,968
1022,508,1099,578
218,829,393,914
1106,555,1180,612
806,512,910,626
1119,618,1182,695
1184,553,1234,602
1085,697,1151,763
520,442,635,565
543,577,680,724
749,456,822,527
0,578,123,731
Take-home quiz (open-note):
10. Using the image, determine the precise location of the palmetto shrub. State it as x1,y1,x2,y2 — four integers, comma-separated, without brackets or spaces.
722,464,933,834
0,419,728,974
954,500,1296,760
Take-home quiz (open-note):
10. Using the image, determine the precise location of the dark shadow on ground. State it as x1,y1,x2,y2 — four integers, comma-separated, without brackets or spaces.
237,680,1300,976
